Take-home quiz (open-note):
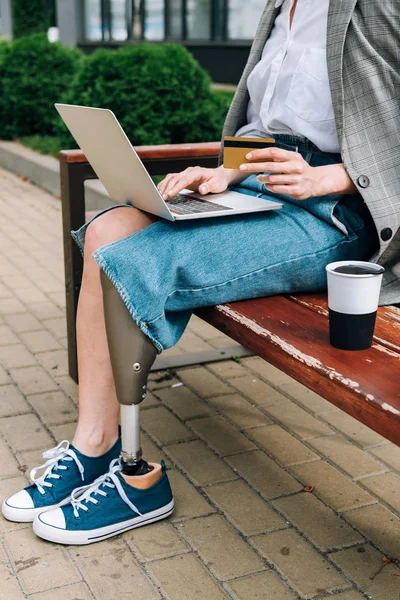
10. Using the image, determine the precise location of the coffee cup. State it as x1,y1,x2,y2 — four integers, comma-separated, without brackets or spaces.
325,261,385,350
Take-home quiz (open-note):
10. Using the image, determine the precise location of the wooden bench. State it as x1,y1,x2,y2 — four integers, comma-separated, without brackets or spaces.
59,144,400,448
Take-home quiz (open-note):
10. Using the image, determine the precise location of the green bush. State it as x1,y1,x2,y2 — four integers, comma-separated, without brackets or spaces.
12,0,49,38
0,34,82,139
0,40,11,137
55,43,229,149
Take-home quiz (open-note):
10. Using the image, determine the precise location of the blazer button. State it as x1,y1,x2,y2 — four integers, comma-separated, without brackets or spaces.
380,228,393,242
357,175,370,188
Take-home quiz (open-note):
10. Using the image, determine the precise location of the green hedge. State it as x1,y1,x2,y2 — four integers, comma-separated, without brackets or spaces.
55,43,229,149
0,34,82,139
12,0,50,38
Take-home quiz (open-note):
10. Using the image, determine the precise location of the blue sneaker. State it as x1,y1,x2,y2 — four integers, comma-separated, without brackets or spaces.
2,437,121,523
32,459,174,545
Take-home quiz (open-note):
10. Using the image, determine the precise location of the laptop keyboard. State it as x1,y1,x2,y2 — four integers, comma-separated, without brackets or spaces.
166,194,232,215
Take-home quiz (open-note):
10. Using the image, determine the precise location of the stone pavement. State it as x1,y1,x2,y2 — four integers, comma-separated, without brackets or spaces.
0,165,399,600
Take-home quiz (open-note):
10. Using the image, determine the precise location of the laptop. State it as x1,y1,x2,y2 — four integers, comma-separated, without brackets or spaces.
55,104,282,221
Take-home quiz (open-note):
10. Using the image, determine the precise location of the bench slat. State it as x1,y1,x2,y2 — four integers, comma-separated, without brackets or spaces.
288,293,400,353
197,296,400,446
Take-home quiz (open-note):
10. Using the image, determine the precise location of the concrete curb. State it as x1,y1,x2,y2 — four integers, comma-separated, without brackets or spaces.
0,141,116,211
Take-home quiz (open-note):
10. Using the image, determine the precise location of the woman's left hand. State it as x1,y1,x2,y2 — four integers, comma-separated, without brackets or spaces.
239,147,322,200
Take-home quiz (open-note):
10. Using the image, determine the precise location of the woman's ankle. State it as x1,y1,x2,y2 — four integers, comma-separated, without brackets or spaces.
72,426,119,457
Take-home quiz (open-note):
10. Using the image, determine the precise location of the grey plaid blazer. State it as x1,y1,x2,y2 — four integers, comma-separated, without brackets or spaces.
220,0,400,306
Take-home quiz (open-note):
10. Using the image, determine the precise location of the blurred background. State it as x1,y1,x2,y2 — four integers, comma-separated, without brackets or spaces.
0,0,267,84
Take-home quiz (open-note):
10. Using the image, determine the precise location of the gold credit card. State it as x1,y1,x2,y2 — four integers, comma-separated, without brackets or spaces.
223,136,276,170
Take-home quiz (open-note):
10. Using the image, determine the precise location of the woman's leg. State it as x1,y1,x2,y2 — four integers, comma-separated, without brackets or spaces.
72,206,157,457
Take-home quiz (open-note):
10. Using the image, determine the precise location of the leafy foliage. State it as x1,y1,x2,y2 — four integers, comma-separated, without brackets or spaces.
55,43,229,149
12,0,49,38
0,34,82,139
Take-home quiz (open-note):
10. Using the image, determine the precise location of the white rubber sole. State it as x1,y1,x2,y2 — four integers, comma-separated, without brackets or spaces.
1,496,72,523
33,499,175,545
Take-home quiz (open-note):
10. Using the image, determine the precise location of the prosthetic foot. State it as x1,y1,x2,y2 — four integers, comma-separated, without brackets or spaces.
101,271,157,477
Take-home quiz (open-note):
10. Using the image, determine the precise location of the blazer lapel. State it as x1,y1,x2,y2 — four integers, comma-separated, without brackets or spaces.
327,0,357,144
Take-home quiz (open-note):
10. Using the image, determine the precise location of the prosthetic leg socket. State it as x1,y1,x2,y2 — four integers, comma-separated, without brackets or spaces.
101,271,157,476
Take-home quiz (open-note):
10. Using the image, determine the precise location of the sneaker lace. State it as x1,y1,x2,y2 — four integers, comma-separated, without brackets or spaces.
70,458,142,519
30,440,85,495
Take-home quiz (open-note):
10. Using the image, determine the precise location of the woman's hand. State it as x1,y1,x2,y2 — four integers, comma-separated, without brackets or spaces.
158,166,242,200
240,147,357,199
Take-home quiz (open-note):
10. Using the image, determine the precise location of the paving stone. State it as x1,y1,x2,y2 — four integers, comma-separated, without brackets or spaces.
0,564,25,600
0,365,11,385
148,371,181,391
290,461,376,512
228,450,302,499
28,582,93,600
343,504,400,558
187,315,223,340
148,553,226,600
140,390,160,408
230,375,288,407
177,366,235,398
205,479,287,536
165,440,236,486
27,390,78,425
0,477,29,533
167,469,215,521
4,527,80,595
54,375,79,404
0,385,31,418
328,593,366,600
0,414,52,452
207,360,249,380
0,298,26,315
0,282,13,299
9,366,58,395
370,443,400,474
125,521,189,561
15,448,48,482
49,422,77,442
35,349,69,377
308,435,387,479
241,357,294,386
42,317,67,339
4,313,42,333
68,538,160,600
278,380,337,413
320,411,387,448
19,330,62,354
252,528,347,598
207,334,242,349
359,472,400,515
47,292,66,308
180,514,264,581
329,544,400,600
141,431,171,467
189,415,255,456
14,287,48,304
248,425,320,466
0,437,20,479
207,393,271,430
0,344,37,369
0,325,19,346
155,385,214,420
177,331,215,352
266,400,333,440
225,570,297,600
29,302,63,320
273,493,364,551
141,406,193,445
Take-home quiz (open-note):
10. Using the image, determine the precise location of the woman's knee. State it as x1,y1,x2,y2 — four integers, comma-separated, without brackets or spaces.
84,206,156,256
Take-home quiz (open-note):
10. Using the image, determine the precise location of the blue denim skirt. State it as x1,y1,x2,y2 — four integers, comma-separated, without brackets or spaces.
72,134,379,353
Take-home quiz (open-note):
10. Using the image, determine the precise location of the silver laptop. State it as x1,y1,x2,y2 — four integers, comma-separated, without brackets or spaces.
55,104,282,221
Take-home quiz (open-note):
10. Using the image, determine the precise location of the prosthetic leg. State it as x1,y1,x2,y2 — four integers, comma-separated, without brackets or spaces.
100,271,157,476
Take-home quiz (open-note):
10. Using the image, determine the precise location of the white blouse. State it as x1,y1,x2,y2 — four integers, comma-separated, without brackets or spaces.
236,0,340,153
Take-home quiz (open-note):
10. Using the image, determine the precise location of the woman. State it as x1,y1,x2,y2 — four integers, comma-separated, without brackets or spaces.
3,0,399,544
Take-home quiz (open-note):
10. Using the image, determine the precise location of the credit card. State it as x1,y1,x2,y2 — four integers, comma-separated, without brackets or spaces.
223,136,276,170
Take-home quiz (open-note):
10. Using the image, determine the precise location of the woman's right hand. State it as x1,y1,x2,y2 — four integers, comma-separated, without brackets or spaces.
157,166,240,200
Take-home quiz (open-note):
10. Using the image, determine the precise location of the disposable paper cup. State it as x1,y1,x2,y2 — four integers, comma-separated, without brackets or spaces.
326,261,385,350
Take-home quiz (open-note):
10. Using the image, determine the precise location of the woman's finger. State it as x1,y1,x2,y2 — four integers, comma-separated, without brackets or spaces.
245,147,297,162
157,173,175,195
164,173,203,199
262,183,304,199
257,174,301,185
